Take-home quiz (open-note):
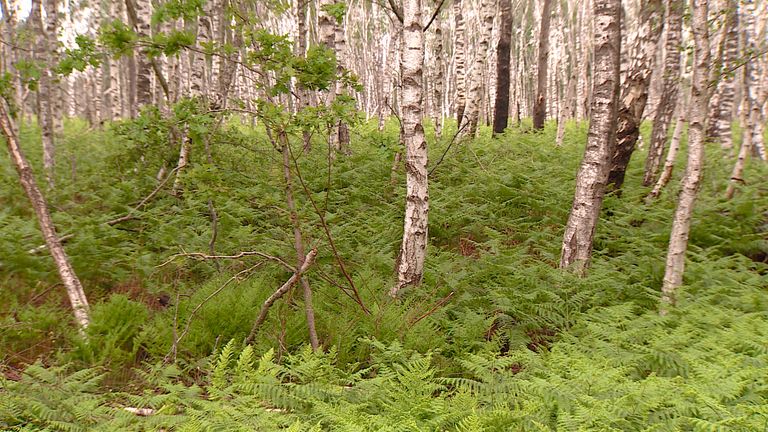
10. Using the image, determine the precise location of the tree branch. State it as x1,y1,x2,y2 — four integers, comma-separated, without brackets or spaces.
423,0,447,32
245,248,317,344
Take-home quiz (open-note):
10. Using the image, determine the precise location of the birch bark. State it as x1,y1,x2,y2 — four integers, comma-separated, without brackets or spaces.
606,0,663,191
392,0,427,296
532,0,554,130
661,0,710,311
643,0,683,186
0,100,90,332
559,0,620,273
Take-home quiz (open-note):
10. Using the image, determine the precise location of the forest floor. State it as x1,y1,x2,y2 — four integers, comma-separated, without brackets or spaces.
1,116,767,430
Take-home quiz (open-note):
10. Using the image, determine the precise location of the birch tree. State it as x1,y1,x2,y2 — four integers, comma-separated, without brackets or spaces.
532,0,554,130
453,0,467,125
461,0,494,137
706,0,738,150
559,0,620,273
606,0,662,191
30,0,57,188
392,0,427,296
0,99,90,332
125,0,152,112
661,0,710,312
643,0,683,187
725,2,764,199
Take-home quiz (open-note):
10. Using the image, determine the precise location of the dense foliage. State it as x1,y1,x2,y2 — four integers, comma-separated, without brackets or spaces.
1,115,767,430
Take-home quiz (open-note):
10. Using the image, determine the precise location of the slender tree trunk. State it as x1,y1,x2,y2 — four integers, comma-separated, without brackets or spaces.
493,0,512,135
30,0,56,189
125,0,152,108
559,0,621,273
44,0,61,133
278,132,319,351
706,0,738,150
643,0,683,187
532,0,554,130
661,0,710,312
461,0,494,137
334,10,350,152
1,0,21,107
432,15,444,138
606,0,663,192
392,0,427,296
648,91,687,200
725,1,760,199
0,100,90,331
453,0,467,125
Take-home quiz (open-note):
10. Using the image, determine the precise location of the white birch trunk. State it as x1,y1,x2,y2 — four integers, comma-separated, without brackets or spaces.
0,100,90,332
392,0,427,296
661,0,710,312
559,0,621,273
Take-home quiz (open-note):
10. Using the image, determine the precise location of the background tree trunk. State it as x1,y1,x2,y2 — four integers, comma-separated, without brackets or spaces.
661,0,710,312
30,0,57,189
453,0,467,125
559,0,620,273
125,0,152,109
461,0,494,137
532,0,554,130
706,0,738,150
606,0,662,192
493,0,513,135
643,0,683,187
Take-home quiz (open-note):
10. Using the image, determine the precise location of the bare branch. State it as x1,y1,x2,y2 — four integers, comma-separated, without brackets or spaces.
165,262,265,363
245,249,317,344
157,250,296,273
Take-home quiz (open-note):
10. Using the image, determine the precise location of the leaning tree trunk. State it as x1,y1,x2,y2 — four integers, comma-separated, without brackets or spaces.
532,0,554,130
453,0,467,125
0,100,90,331
661,0,709,312
493,0,513,135
559,0,621,273
642,0,683,186
648,80,689,200
277,131,319,351
392,0,427,297
606,0,663,192
725,2,759,199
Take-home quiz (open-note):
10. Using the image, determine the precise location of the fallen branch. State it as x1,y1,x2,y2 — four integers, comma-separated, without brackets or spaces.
165,262,265,363
124,407,155,417
245,248,317,345
157,250,295,273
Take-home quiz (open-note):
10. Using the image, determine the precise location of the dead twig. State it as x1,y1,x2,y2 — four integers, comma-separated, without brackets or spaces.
408,291,455,327
157,250,296,273
428,121,469,176
245,249,318,345
107,166,181,226
165,262,265,363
